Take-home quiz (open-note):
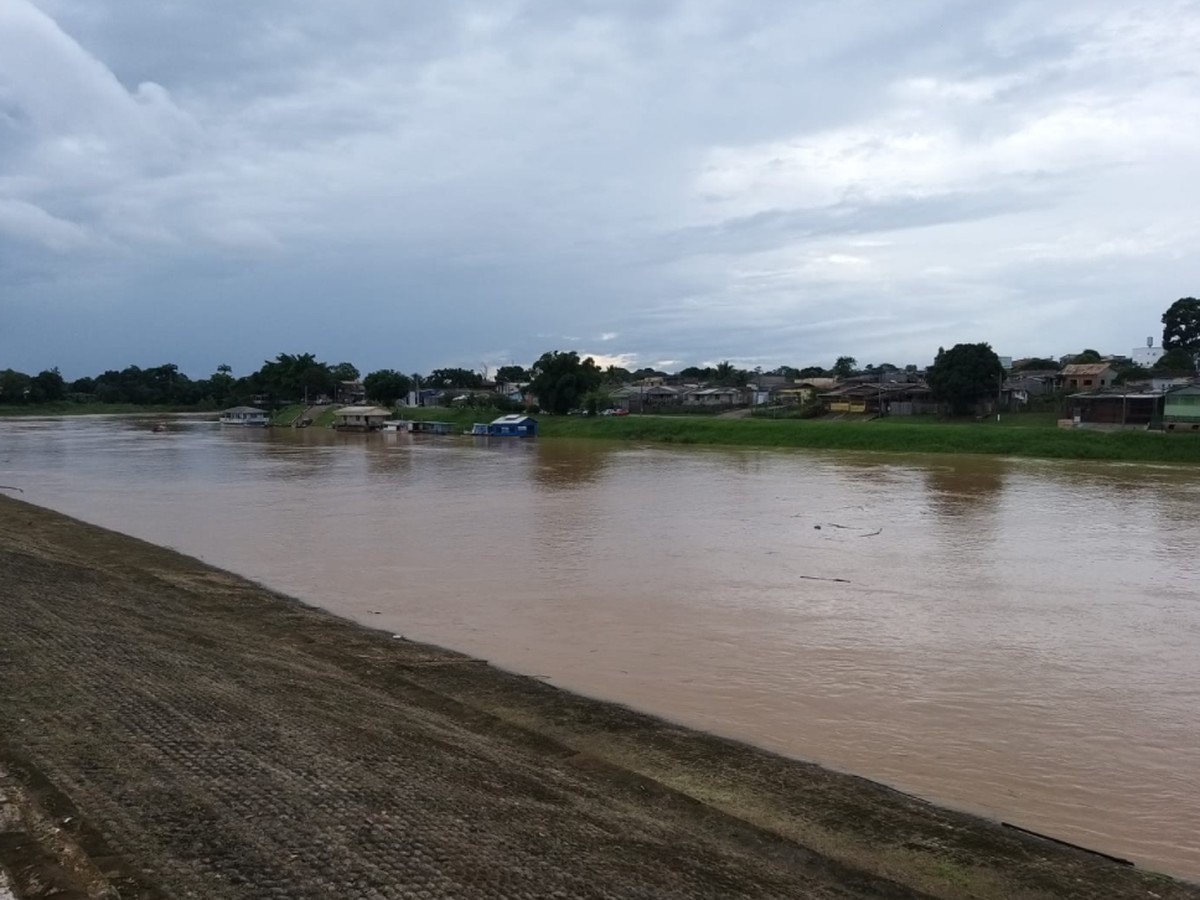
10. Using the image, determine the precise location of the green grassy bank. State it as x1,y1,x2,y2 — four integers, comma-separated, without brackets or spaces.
270,404,337,427
407,407,1200,463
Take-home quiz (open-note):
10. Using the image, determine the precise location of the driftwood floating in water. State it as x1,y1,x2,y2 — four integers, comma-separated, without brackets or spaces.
0,485,22,493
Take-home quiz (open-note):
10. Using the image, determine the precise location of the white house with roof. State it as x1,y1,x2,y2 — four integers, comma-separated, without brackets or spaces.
219,406,269,426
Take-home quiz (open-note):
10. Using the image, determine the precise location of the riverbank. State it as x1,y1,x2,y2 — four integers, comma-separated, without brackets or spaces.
1,494,1196,899
410,408,1200,463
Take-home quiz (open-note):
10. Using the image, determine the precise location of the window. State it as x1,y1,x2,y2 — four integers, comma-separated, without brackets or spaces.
1083,379,1093,386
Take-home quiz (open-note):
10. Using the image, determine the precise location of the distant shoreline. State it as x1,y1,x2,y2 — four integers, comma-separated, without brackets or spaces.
407,408,1200,464
4,404,1199,464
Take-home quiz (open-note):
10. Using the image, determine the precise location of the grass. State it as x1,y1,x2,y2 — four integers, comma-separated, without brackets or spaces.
406,407,1200,463
270,404,307,426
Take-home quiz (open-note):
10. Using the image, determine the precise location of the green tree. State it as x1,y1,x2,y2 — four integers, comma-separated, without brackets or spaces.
29,368,66,403
798,365,829,378
363,369,412,406
0,369,31,404
1153,347,1198,372
331,362,360,382
1113,363,1151,383
583,388,612,416
630,367,666,381
832,356,857,379
1073,349,1103,363
529,351,602,414
1162,297,1200,350
713,360,747,386
926,343,1004,416
1013,358,1061,372
603,365,632,383
495,365,529,384
427,367,483,388
255,353,334,401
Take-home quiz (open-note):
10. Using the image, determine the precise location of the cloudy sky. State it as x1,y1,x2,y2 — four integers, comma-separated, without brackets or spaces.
2,0,1199,378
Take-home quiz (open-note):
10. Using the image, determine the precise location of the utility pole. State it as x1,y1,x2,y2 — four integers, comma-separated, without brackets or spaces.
997,369,1003,422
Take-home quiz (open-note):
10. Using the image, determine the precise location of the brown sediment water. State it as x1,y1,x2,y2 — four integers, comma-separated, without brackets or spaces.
2,415,1198,879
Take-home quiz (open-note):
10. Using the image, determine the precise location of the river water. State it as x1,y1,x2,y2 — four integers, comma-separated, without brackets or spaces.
2,416,1198,878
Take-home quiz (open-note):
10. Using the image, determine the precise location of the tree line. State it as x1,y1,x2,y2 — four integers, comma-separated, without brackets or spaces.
3,297,1196,412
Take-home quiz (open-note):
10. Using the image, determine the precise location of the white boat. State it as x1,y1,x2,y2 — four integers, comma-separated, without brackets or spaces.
219,406,270,426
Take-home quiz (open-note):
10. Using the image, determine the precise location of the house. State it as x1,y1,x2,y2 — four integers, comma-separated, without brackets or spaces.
410,420,455,434
1151,375,1195,393
1163,384,1200,431
610,384,680,411
1061,363,1116,391
333,405,392,431
1001,373,1058,407
683,387,742,407
336,380,366,404
1063,390,1164,428
488,414,538,437
818,382,937,417
219,406,269,426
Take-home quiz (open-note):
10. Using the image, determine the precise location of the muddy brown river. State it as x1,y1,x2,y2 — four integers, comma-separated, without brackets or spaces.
2,416,1198,879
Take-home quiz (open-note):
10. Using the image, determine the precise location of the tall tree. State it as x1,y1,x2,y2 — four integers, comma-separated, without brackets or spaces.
0,369,31,404
926,343,1004,416
1073,349,1102,363
363,370,412,406
495,365,529,384
832,356,857,379
427,367,483,388
1013,358,1061,372
256,353,334,401
529,351,602,414
798,365,828,378
29,368,66,403
1153,347,1198,372
1162,297,1200,350
330,362,360,382
713,360,747,386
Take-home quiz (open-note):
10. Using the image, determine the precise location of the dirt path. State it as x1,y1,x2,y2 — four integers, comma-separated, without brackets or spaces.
1,495,1196,900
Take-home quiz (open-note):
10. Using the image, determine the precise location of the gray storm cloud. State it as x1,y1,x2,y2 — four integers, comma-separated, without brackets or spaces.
2,0,1199,376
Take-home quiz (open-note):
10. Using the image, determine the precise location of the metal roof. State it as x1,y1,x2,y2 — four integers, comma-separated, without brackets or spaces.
222,406,266,414
1061,363,1113,376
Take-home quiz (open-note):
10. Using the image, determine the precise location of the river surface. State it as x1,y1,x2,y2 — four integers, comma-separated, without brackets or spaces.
2,416,1199,878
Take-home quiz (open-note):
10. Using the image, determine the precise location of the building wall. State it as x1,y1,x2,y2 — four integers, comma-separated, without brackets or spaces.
1132,346,1165,367
1164,393,1200,422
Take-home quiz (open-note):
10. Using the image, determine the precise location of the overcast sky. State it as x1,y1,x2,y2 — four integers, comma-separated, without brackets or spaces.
3,0,1199,378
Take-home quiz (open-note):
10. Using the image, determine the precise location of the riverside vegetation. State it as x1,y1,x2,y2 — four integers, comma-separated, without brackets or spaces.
406,407,1200,464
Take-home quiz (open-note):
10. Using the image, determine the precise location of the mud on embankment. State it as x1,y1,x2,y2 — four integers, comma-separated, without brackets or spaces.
0,494,1196,899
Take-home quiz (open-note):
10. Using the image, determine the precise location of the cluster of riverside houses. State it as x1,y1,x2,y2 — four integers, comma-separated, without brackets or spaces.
395,355,1200,431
